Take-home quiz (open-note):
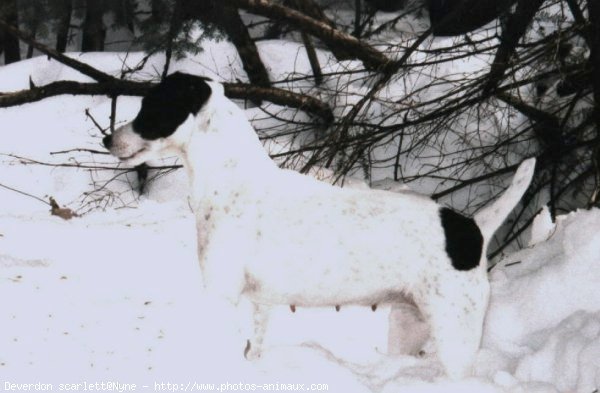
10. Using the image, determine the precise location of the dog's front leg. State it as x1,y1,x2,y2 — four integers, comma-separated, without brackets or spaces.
244,303,270,360
197,225,258,360
195,215,210,284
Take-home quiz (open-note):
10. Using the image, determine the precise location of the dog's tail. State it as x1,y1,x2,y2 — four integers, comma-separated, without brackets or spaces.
474,158,536,244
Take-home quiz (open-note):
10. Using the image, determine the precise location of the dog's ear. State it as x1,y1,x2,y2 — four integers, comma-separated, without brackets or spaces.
132,72,212,140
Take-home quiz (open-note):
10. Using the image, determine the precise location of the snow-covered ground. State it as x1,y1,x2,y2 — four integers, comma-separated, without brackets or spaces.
1,43,599,393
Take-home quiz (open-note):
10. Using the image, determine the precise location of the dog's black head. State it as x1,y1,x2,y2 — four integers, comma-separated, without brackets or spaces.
103,72,214,165
132,72,212,140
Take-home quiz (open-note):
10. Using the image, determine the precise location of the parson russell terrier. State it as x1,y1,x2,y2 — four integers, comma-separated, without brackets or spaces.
104,72,535,379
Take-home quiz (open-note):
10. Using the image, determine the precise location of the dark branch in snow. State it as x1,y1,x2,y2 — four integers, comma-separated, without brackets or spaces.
496,92,565,159
0,79,334,123
482,0,545,95
495,92,560,127
0,80,151,107
224,83,334,124
228,0,390,69
304,28,432,176
431,162,524,200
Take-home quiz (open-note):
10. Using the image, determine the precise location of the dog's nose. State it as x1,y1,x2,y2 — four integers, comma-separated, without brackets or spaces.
103,135,112,149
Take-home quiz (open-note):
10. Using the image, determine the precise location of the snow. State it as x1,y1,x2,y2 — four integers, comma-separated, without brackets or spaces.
1,47,599,392
528,206,555,247
484,209,600,356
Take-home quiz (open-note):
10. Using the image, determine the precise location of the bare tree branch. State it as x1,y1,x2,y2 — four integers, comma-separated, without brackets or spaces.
482,0,545,94
0,79,334,122
228,0,390,69
0,80,150,107
225,83,333,122
0,19,115,83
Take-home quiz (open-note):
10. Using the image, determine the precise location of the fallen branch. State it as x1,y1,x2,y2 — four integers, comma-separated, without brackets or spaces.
1,153,182,171
229,0,390,69
225,83,333,123
0,79,334,122
0,80,151,108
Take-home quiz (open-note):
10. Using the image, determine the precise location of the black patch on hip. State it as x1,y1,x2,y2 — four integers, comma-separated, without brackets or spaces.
132,72,212,140
439,207,483,271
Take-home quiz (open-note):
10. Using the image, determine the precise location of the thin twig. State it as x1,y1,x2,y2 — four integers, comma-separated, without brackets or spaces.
0,182,50,206
85,109,109,135
50,148,109,155
1,153,182,171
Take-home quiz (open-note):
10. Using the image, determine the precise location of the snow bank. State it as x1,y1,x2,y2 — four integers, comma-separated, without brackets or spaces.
481,208,600,392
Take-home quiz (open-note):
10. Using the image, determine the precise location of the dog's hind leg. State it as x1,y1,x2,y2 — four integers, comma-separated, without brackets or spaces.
388,302,430,356
421,272,489,379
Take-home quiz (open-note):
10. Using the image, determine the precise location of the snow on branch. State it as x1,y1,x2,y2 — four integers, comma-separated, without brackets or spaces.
0,19,334,122
0,79,333,123
0,80,150,107
229,0,390,69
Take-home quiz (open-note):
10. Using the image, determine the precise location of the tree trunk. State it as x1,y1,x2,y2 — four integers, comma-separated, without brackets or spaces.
1,0,21,64
180,0,271,93
290,0,326,85
26,26,36,58
81,0,105,52
290,0,352,60
482,0,545,95
26,4,41,59
300,31,323,85
162,0,183,80
151,0,167,23
353,0,362,37
55,0,72,52
220,4,271,89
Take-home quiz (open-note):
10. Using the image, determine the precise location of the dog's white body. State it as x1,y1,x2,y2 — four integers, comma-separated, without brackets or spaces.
107,74,536,380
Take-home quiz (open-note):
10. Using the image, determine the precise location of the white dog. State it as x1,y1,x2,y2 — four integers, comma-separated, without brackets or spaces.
104,72,536,379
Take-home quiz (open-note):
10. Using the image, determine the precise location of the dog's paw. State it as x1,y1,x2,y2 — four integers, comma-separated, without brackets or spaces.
244,339,262,360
